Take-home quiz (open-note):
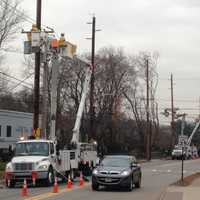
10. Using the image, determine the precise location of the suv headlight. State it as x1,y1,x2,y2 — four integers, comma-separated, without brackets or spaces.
121,170,130,176
92,169,98,175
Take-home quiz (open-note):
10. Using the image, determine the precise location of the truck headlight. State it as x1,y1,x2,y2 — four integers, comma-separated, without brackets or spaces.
6,163,13,172
38,164,48,170
121,171,130,176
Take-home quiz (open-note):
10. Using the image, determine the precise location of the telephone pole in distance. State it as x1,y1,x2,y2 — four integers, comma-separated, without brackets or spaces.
171,73,175,149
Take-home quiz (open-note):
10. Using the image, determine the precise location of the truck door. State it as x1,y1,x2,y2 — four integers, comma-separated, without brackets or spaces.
50,142,56,168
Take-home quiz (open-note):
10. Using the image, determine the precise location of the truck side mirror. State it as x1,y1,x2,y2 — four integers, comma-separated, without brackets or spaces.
56,145,60,156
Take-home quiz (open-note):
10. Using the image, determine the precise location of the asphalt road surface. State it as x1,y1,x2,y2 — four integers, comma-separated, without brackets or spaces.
1,159,200,200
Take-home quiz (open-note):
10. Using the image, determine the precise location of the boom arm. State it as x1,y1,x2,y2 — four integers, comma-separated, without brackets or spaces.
71,66,92,146
187,120,200,146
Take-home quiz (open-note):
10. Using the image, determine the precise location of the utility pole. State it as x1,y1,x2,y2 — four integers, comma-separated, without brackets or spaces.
171,73,175,149
41,46,48,139
87,15,101,141
33,0,42,132
50,52,59,141
146,58,150,161
89,16,96,141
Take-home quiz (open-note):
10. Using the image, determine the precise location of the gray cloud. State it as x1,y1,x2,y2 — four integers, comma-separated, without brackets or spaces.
3,0,200,121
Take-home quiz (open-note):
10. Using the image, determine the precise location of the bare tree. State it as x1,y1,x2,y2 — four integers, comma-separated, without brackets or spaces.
0,0,24,48
123,52,159,153
0,0,25,92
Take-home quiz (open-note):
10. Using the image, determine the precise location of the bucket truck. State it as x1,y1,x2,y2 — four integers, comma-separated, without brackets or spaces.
5,59,97,187
172,118,199,160
5,33,97,187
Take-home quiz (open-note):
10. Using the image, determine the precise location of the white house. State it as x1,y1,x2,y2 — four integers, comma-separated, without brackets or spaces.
0,109,34,149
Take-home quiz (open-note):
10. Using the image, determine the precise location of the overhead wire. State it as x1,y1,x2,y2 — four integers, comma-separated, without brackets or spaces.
0,75,32,91
9,73,34,91
0,0,53,30
0,71,32,86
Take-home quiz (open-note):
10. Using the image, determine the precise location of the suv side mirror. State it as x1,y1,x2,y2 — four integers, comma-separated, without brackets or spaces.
131,162,140,168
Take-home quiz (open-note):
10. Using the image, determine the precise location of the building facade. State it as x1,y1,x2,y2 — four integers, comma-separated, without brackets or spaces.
0,109,33,149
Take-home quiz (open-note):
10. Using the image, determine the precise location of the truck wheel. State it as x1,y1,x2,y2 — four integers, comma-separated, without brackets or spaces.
46,167,54,186
6,179,15,188
69,168,75,181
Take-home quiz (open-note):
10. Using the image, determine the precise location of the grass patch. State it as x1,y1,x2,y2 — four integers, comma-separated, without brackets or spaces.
0,171,4,180
171,172,200,186
0,162,6,180
0,161,6,171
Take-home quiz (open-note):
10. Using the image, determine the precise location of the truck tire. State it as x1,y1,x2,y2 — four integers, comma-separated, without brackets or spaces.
6,179,15,188
46,167,54,186
70,169,75,181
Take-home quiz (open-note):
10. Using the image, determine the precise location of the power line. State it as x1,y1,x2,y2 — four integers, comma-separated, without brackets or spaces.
0,75,32,91
0,0,53,30
10,73,34,91
156,98,199,103
159,77,200,81
0,48,23,54
0,0,35,25
0,71,32,87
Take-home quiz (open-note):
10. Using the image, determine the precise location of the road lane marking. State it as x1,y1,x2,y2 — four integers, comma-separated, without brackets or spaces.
25,183,90,200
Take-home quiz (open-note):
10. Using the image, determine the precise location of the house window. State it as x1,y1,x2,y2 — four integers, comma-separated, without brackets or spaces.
7,126,12,137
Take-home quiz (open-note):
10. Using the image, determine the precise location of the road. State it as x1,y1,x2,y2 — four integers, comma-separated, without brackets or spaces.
1,159,200,200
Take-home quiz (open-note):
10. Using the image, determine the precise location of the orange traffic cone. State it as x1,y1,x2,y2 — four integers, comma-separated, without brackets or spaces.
78,172,84,187
67,175,73,189
21,179,28,197
53,177,59,193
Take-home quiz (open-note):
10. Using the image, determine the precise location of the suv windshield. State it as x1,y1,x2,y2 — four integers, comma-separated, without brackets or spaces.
15,142,49,156
101,157,130,167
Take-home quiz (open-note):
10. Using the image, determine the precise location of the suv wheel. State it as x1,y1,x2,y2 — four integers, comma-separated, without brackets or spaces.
92,180,99,191
6,179,15,188
128,177,133,191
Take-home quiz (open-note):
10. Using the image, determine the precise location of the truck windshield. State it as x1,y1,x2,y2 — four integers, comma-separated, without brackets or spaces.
15,142,49,156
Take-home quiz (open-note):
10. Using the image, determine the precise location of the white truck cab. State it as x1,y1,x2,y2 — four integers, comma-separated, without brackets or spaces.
5,139,59,187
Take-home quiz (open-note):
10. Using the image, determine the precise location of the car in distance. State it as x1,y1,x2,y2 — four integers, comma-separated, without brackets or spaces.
92,155,142,191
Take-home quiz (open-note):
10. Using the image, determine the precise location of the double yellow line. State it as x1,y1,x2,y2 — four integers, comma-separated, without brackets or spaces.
25,183,90,200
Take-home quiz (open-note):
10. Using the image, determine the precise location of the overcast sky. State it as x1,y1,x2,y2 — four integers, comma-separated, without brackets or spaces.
3,0,200,123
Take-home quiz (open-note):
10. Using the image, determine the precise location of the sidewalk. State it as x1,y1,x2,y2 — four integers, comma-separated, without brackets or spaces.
162,176,200,200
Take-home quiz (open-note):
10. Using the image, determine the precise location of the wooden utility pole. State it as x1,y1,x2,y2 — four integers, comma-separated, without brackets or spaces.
171,73,175,148
33,0,42,131
146,58,150,161
41,61,48,139
90,16,96,141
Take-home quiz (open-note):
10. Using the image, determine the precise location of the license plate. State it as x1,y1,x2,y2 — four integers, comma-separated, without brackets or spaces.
105,178,112,182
